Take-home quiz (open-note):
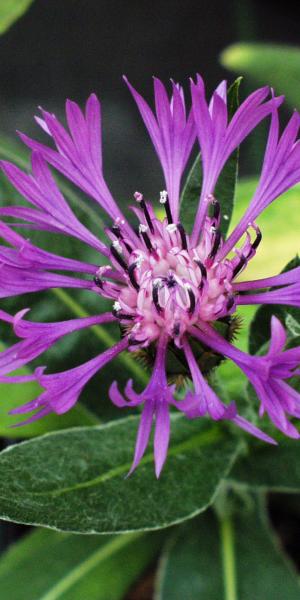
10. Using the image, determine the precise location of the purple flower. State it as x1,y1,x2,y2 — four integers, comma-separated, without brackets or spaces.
0,76,299,476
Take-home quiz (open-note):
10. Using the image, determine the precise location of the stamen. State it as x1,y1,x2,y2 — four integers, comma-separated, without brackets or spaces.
173,322,180,336
160,190,173,224
232,254,247,278
128,262,140,291
112,300,121,313
112,240,123,253
139,224,154,253
152,280,163,313
212,199,220,223
194,259,207,290
110,244,128,272
112,301,135,320
251,227,262,250
177,223,188,250
111,224,132,253
128,337,147,346
93,275,103,288
226,296,235,311
166,223,177,234
208,229,222,260
134,192,154,234
185,284,196,315
166,273,176,288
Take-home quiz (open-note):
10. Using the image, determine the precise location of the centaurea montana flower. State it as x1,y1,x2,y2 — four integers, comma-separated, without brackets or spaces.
1,75,300,477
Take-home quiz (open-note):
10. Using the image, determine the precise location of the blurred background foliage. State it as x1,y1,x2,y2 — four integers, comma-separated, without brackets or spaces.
0,1,300,598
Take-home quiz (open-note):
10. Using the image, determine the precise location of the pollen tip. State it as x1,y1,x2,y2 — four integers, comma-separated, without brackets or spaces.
134,191,143,202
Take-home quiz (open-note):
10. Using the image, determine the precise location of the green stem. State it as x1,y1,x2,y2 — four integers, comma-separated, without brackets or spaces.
52,288,148,385
220,515,238,600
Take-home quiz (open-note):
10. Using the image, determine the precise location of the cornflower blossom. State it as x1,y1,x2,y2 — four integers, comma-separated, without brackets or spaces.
1,75,300,477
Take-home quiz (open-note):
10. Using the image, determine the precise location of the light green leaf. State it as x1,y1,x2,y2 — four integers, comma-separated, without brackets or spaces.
155,497,300,599
0,0,34,34
180,78,241,236
0,416,239,533
0,527,162,600
221,43,300,109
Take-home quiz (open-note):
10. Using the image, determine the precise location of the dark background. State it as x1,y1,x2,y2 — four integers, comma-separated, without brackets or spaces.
0,0,298,201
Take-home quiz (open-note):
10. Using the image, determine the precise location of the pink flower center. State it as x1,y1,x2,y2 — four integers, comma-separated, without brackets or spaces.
94,192,261,349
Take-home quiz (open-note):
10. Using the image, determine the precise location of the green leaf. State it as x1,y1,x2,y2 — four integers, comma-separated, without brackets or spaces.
221,43,300,110
249,256,300,355
229,440,300,492
180,77,241,237
155,497,300,599
0,528,162,600
0,416,239,533
0,0,34,34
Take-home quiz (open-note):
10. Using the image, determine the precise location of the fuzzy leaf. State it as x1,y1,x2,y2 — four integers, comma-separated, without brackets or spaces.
0,416,239,533
155,497,300,599
180,77,241,236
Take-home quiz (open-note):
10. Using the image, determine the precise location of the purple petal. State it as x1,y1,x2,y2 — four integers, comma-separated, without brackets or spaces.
128,400,155,476
154,401,171,478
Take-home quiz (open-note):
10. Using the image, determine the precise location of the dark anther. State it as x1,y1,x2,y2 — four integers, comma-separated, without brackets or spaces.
194,259,207,279
152,282,163,313
173,322,180,336
111,225,132,253
251,228,262,251
93,275,103,288
110,244,128,272
111,224,121,238
112,307,135,320
232,254,247,279
212,200,220,223
129,337,146,346
128,262,140,291
177,223,188,250
208,229,222,260
194,259,207,290
139,227,153,253
187,286,196,315
166,274,176,289
160,191,173,224
140,199,155,234
226,296,235,311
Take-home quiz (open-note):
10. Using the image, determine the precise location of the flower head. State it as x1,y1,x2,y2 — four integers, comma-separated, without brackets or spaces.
1,75,300,475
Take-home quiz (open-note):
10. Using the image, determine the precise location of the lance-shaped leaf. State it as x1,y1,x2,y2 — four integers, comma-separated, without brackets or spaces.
180,77,241,236
155,497,300,599
0,0,34,35
0,416,239,533
221,43,300,110
0,527,162,600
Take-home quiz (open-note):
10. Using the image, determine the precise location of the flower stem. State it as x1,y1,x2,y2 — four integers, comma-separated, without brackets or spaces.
220,515,238,600
52,288,148,385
